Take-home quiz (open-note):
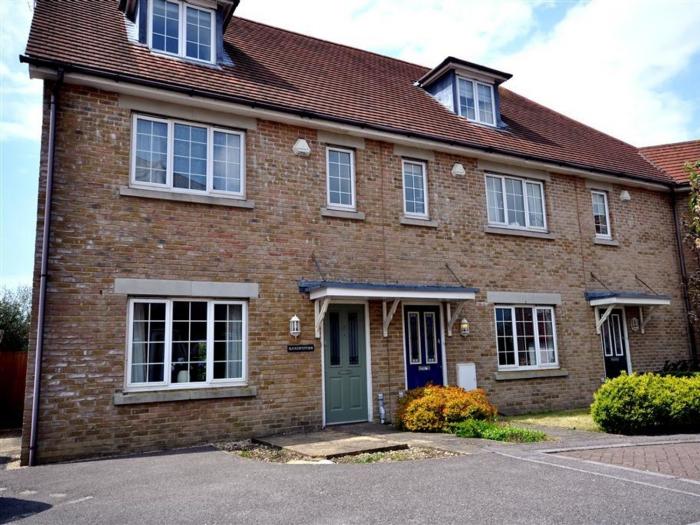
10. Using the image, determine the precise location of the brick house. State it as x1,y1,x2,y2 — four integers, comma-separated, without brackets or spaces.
20,0,696,464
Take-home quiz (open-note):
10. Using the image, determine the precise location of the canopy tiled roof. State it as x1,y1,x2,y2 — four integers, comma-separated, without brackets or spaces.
24,0,673,185
639,140,700,184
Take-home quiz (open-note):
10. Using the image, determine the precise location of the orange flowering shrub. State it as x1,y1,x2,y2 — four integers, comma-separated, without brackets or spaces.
397,385,497,432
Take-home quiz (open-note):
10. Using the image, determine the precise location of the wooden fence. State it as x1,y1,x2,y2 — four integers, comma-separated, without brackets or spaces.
0,351,27,428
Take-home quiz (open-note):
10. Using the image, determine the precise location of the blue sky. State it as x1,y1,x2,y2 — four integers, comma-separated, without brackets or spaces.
2,0,700,288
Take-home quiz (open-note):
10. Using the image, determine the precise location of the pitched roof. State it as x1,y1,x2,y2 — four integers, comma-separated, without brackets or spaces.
24,0,672,185
639,140,700,184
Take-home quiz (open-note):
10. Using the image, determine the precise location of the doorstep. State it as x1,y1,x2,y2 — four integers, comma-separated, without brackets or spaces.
255,428,408,459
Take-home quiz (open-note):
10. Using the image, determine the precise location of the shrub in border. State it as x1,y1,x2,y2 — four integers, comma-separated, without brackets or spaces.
591,373,700,435
397,385,497,432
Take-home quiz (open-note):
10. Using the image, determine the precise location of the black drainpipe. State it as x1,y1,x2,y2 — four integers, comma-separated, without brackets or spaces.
671,188,698,365
29,70,63,466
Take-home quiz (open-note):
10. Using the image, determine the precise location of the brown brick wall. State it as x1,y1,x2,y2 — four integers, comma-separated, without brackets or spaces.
22,82,691,463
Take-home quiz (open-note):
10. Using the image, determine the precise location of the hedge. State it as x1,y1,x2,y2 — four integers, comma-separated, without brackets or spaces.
397,385,497,432
591,373,700,435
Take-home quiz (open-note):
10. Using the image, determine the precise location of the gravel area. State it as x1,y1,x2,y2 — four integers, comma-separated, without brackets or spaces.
213,440,460,464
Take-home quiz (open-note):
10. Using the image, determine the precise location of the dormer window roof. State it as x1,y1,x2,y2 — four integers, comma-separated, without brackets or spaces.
418,56,512,128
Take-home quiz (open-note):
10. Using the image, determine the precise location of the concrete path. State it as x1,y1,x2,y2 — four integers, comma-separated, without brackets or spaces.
0,429,21,471
256,429,408,458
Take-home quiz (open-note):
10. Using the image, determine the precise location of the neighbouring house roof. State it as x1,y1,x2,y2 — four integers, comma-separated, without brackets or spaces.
639,140,700,185
584,290,671,306
24,0,673,185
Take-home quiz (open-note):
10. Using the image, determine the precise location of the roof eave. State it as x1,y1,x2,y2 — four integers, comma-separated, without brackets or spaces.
21,55,676,190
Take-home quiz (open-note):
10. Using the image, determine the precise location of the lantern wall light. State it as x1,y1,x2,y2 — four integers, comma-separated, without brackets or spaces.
460,318,470,337
289,315,301,338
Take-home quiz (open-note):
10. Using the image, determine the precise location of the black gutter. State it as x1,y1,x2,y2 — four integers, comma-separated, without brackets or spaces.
19,54,675,190
671,189,698,365
29,69,64,466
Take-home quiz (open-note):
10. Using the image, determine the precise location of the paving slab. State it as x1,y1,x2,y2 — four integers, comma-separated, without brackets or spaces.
255,429,408,458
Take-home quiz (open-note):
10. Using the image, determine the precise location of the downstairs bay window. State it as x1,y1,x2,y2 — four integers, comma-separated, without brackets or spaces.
494,306,558,370
127,298,247,390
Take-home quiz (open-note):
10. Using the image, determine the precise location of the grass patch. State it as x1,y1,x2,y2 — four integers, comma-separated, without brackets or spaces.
504,408,600,432
449,419,546,443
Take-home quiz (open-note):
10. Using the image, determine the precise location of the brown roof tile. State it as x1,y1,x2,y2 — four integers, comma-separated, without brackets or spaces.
639,140,700,184
24,0,673,185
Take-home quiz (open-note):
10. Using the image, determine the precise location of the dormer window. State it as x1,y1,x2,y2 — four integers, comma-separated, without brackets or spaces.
148,0,215,63
419,57,511,129
457,77,495,126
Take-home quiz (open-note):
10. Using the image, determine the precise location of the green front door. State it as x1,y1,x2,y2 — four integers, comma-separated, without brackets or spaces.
324,304,368,424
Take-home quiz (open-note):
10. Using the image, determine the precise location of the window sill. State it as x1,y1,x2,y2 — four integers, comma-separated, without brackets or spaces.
593,237,619,247
484,225,556,240
400,216,438,228
113,385,257,405
494,368,568,381
321,207,365,221
120,186,255,209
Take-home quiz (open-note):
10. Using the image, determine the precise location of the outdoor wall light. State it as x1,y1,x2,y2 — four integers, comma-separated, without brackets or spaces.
289,315,301,338
620,190,631,202
630,317,640,332
292,138,311,157
451,163,466,177
460,318,470,337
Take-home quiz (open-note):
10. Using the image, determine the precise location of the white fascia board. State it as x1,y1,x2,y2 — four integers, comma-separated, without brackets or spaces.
309,287,476,301
588,297,671,307
30,66,670,193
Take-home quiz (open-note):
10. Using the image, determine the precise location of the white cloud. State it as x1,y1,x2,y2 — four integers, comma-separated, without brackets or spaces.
238,0,700,147
0,0,42,143
494,0,700,146
236,0,546,67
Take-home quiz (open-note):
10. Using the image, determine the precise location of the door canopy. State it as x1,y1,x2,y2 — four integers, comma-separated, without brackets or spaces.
585,290,671,335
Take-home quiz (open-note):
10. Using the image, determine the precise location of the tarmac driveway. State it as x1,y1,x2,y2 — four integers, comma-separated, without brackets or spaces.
1,440,700,525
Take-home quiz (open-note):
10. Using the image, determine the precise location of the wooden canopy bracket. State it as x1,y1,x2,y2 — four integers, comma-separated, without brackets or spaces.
314,297,331,339
595,305,615,334
446,301,467,337
382,299,400,337
640,305,659,334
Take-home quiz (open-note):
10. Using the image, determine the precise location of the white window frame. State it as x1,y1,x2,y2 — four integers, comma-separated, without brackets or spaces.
591,190,612,240
147,0,216,64
325,146,356,211
126,298,248,391
456,76,497,126
130,114,246,199
494,305,559,371
402,159,429,219
484,173,547,232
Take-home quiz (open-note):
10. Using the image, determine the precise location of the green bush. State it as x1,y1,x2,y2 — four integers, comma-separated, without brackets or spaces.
591,373,700,435
397,385,497,432
449,419,546,442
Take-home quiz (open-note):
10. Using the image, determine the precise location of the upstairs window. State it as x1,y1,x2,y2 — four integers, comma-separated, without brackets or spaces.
591,190,611,239
326,147,356,210
402,160,429,219
457,77,496,126
485,174,546,231
149,0,214,63
132,114,245,198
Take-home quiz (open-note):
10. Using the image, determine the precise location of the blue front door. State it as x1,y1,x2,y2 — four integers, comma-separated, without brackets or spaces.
404,305,444,389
